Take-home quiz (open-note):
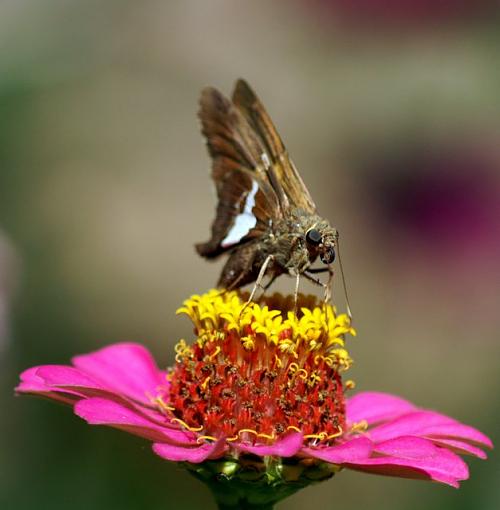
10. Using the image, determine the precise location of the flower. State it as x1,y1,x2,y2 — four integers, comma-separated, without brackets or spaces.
17,290,492,507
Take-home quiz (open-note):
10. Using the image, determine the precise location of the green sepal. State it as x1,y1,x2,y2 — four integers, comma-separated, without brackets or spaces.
183,455,339,509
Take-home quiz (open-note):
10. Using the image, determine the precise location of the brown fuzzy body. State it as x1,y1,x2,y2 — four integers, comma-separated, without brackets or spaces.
195,80,338,293
216,209,337,290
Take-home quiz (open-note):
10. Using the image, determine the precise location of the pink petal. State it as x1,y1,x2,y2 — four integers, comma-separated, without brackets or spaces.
37,365,103,387
16,367,48,392
373,436,461,463
16,366,82,404
15,367,55,393
345,436,469,487
17,365,138,403
153,438,227,463
72,343,166,404
346,392,417,426
75,397,194,445
234,432,303,457
17,353,180,434
302,437,373,463
345,458,464,487
16,387,78,405
369,410,493,448
430,438,488,459
427,424,493,449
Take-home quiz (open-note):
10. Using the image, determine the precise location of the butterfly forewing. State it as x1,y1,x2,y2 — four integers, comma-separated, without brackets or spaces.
232,79,317,214
196,86,281,258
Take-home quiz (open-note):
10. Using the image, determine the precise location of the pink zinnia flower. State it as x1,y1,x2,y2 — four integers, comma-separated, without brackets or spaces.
17,290,492,509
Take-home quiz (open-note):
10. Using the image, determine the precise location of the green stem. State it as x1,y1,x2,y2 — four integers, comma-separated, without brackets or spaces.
208,481,279,510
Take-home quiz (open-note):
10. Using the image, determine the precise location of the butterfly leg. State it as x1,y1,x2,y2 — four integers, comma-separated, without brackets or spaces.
293,273,300,315
306,265,334,305
303,272,329,324
303,271,329,304
304,267,334,338
255,273,279,303
262,273,278,291
243,255,274,309
322,266,335,338
303,271,326,288
324,265,334,303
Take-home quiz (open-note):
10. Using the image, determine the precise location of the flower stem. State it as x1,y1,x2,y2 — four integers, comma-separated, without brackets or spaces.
185,458,336,510
208,482,279,510
217,503,274,510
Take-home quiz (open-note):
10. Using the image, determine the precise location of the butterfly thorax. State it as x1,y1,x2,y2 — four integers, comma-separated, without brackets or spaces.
265,209,337,276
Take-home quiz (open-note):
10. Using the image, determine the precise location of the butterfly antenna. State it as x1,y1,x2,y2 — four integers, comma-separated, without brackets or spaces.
336,234,353,321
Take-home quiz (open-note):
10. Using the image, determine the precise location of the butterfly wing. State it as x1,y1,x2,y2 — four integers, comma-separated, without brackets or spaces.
196,86,282,258
232,79,317,214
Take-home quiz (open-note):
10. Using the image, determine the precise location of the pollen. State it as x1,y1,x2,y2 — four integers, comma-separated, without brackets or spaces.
167,290,356,445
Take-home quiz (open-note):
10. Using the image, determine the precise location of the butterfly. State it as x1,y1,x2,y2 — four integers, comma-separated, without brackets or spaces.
196,79,348,308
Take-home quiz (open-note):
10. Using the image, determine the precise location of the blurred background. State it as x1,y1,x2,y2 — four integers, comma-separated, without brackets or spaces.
1,1,499,509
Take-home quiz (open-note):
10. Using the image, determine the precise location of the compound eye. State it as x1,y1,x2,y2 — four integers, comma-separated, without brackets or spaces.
306,228,322,246
320,248,335,265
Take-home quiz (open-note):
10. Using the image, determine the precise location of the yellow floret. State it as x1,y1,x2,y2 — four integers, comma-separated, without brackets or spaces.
176,289,356,363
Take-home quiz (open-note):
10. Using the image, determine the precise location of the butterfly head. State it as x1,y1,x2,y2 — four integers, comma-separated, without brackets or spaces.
305,225,337,266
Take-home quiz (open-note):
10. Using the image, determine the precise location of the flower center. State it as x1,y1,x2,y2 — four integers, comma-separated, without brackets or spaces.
166,290,356,445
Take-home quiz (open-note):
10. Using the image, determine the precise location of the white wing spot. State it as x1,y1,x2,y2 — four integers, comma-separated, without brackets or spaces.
221,181,258,248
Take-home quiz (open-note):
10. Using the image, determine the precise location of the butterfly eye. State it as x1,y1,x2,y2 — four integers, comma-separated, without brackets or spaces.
306,228,322,246
320,248,335,265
